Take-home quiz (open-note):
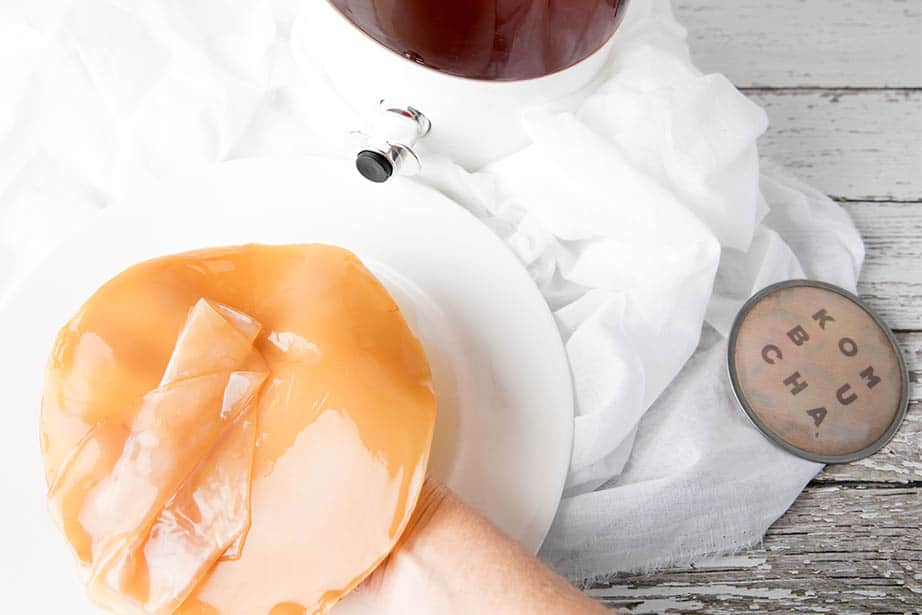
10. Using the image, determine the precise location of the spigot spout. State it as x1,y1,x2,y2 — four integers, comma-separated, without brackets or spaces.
355,101,430,183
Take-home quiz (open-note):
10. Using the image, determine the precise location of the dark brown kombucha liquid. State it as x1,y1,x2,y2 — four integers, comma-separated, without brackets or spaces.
329,0,630,81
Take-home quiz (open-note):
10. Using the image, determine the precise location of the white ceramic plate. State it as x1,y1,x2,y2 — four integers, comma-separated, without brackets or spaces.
0,158,572,613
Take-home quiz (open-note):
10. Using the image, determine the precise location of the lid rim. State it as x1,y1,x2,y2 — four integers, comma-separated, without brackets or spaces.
727,279,910,465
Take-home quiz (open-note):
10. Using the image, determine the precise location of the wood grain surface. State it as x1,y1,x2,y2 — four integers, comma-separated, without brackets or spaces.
750,90,922,202
593,2,922,612
675,0,922,88
592,486,922,613
847,202,922,331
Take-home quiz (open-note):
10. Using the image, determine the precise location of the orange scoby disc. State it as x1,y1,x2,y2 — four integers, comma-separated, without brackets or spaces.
40,244,437,615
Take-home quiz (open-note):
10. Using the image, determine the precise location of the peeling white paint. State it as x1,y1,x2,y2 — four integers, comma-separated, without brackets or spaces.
689,554,768,570
590,584,803,601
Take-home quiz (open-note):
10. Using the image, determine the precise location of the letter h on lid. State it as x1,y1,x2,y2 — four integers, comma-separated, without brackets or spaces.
783,371,808,396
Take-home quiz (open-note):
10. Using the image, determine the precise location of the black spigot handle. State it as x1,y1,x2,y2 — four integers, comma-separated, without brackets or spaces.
356,150,393,183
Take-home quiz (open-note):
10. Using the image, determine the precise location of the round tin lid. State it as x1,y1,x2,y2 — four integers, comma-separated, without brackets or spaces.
728,280,909,464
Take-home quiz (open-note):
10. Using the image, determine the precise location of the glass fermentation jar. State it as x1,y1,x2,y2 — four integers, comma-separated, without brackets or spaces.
328,0,631,81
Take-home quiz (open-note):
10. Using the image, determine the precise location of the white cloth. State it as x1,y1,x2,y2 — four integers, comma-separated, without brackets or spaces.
0,0,864,582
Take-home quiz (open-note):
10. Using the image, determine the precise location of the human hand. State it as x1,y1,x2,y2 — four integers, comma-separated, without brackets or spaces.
351,480,611,615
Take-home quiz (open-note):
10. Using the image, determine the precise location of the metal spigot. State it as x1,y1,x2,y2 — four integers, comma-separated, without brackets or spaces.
355,101,431,183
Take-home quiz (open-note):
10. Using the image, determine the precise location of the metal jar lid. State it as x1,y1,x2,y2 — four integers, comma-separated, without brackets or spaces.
728,280,909,464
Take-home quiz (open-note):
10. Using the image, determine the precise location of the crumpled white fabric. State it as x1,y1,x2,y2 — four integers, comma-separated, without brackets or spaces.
0,0,864,582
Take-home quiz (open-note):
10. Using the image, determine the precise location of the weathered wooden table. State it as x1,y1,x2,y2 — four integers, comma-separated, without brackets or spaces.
592,2,922,612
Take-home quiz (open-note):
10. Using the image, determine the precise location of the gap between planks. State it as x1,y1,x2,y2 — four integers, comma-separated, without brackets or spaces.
743,86,922,93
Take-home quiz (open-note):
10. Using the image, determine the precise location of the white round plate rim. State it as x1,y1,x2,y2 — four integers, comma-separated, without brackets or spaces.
0,157,572,613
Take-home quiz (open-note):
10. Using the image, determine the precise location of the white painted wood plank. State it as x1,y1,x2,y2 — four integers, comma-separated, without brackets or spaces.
846,201,922,330
674,0,922,88
589,485,922,613
751,89,922,201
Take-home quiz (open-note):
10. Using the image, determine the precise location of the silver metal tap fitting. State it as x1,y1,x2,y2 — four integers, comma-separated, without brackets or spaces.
355,101,431,183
